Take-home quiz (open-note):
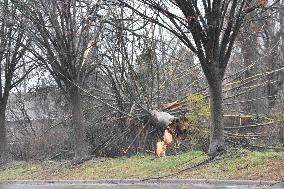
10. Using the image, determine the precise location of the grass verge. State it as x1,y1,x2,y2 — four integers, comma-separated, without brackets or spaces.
0,149,283,180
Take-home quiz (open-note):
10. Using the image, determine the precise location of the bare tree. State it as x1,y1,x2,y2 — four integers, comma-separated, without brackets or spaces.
0,0,34,163
83,8,201,155
237,0,284,113
12,0,109,161
118,0,278,155
262,0,284,107
239,19,264,114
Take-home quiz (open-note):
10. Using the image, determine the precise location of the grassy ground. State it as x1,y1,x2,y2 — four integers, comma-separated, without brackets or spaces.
0,149,283,180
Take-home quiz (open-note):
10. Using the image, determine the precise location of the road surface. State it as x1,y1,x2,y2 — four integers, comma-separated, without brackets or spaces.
0,179,283,189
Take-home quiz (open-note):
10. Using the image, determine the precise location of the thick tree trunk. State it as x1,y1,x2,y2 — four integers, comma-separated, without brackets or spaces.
0,107,8,164
70,86,90,161
208,79,226,156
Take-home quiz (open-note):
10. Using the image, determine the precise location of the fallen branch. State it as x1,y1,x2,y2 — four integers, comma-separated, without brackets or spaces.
141,152,224,181
225,132,262,138
248,145,284,151
224,121,274,130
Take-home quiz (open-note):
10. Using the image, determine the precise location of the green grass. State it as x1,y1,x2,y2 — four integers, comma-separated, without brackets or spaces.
0,149,283,180
178,149,284,180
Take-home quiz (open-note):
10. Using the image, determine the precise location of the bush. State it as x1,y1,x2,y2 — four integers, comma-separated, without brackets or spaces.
8,121,70,161
186,93,210,152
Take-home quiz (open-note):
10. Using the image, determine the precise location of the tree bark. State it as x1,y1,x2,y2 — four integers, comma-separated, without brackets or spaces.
70,85,90,161
208,79,226,156
0,106,8,164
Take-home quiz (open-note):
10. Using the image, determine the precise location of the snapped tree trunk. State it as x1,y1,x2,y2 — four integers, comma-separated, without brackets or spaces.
0,107,8,164
208,79,226,156
70,85,90,161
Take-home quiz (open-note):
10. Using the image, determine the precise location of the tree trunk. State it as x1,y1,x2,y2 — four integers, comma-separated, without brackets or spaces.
0,107,8,164
70,85,90,161
208,79,226,156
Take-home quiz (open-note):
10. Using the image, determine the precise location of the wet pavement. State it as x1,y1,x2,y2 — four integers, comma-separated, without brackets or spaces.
0,180,283,189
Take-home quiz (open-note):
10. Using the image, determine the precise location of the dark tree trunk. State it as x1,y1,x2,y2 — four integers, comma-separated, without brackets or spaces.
0,106,8,164
208,79,226,156
70,85,90,161
267,60,277,108
242,31,265,114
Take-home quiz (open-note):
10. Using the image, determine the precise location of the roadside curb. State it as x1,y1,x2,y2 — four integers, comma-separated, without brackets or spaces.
0,179,283,187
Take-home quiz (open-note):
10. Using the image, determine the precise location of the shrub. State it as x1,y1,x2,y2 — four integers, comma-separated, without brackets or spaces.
186,93,210,152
